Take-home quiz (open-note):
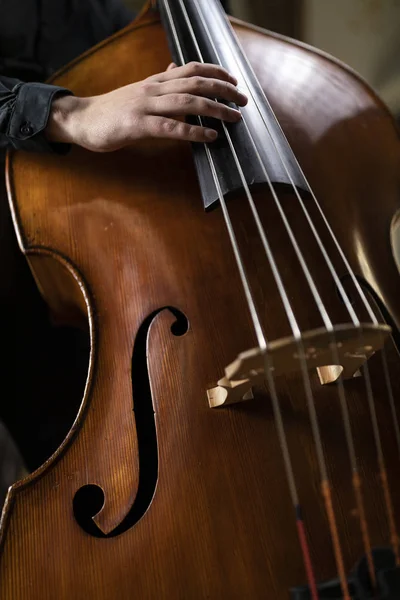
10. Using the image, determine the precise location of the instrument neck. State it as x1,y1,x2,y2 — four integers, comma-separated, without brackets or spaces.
157,0,308,209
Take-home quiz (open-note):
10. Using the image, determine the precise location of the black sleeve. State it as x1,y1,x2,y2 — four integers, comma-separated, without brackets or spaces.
0,76,73,153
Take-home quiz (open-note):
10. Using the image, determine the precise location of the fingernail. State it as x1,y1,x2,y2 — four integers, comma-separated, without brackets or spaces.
205,129,218,140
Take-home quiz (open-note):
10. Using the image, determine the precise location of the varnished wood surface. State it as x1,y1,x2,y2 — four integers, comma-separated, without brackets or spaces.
1,5,400,599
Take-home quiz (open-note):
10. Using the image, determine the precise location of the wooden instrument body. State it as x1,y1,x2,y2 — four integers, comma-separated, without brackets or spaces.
1,5,400,598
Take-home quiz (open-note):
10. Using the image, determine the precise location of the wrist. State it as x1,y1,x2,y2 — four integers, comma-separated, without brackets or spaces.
45,94,89,146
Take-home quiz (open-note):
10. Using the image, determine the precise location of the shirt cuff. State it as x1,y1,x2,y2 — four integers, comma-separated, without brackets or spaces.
7,82,73,154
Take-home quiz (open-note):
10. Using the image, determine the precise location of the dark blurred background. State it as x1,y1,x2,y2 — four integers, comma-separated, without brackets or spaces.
128,0,400,122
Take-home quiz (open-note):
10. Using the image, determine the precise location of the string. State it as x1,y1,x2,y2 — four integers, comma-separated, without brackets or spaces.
167,0,355,595
187,1,367,596
162,0,320,596
162,0,266,352
203,0,399,575
164,0,399,593
264,354,320,600
195,0,376,586
330,344,376,587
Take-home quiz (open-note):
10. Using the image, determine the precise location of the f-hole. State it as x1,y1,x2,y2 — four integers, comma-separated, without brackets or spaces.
73,306,189,538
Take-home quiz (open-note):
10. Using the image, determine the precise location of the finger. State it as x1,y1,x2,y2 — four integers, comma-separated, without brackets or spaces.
167,62,177,71
155,61,238,86
157,76,248,106
151,94,242,122
146,116,218,143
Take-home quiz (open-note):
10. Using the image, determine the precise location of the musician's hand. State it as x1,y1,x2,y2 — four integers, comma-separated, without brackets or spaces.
45,62,248,152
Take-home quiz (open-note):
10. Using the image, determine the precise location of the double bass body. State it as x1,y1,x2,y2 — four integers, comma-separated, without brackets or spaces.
1,3,400,598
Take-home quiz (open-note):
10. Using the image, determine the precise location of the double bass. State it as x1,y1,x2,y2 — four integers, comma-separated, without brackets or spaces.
1,1,400,597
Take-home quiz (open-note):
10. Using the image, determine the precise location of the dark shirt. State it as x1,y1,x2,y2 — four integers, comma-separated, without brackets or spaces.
0,0,134,153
